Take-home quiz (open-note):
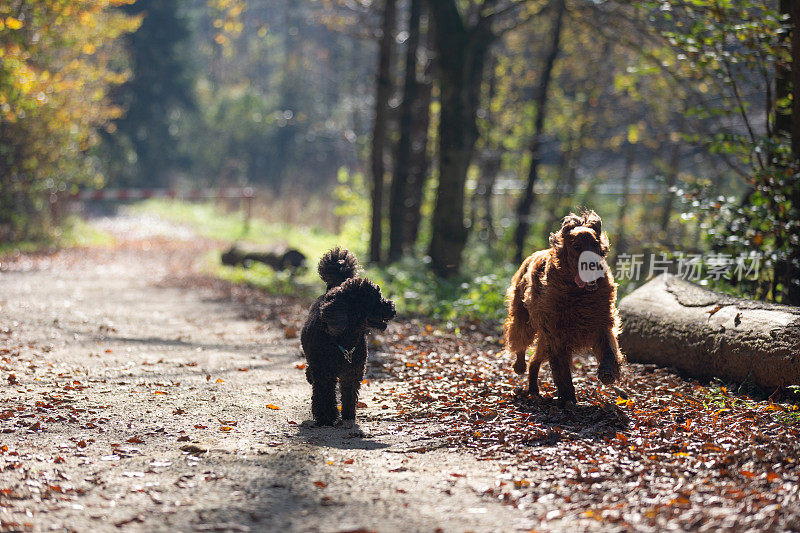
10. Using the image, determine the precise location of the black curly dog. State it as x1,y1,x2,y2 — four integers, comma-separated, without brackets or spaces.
301,248,396,426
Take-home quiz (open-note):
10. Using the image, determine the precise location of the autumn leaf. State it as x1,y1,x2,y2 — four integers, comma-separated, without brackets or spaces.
127,436,144,444
295,363,306,370
4,17,24,30
616,397,633,407
266,404,280,410
313,481,327,488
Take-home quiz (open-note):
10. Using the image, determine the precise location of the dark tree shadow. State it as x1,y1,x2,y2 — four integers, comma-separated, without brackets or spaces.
296,422,391,451
511,391,630,443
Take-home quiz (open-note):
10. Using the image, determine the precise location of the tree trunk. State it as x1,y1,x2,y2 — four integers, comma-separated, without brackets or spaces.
389,0,422,262
426,1,493,276
614,142,635,260
472,53,502,247
789,1,800,162
619,274,800,392
473,151,501,245
545,130,577,239
369,0,397,264
404,67,432,249
659,142,681,240
428,63,477,276
513,0,565,264
785,1,800,305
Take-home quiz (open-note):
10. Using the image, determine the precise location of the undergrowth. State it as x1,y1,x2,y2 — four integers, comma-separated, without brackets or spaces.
698,379,800,426
131,199,514,327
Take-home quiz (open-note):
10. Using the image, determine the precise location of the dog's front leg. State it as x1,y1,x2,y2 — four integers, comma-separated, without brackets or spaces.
311,378,339,426
549,352,577,406
527,357,542,397
339,372,361,421
596,330,621,385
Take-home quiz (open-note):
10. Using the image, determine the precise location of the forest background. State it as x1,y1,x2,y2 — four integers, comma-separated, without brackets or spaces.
1,0,799,314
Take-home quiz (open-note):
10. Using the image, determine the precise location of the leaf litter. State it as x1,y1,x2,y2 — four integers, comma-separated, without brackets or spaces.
367,321,800,531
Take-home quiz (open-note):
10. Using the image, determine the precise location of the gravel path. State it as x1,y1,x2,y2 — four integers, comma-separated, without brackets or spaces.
0,220,534,532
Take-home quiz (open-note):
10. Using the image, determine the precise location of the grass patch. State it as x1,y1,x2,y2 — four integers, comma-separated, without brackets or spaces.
699,380,800,426
60,216,116,248
133,199,513,326
0,216,114,257
128,199,350,256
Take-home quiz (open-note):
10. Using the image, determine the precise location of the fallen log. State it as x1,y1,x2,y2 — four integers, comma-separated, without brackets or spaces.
618,274,800,391
220,245,306,271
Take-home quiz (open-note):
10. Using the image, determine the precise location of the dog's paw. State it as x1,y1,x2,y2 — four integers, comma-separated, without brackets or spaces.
598,369,617,385
513,359,527,375
341,420,366,437
598,365,620,385
313,418,338,427
558,398,578,410
598,356,620,385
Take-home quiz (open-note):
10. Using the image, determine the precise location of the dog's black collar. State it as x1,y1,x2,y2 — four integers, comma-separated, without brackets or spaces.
337,344,355,363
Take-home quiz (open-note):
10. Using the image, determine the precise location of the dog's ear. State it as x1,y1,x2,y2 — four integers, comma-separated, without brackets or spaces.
583,210,602,236
561,213,583,232
598,231,610,256
320,297,348,336
550,213,582,246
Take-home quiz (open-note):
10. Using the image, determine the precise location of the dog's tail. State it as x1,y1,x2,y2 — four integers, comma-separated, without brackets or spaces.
503,256,535,359
318,247,360,290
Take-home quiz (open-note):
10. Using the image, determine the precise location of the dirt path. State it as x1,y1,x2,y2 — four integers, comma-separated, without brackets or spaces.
0,219,535,532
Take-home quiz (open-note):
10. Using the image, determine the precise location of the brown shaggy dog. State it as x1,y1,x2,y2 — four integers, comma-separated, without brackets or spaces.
503,210,623,405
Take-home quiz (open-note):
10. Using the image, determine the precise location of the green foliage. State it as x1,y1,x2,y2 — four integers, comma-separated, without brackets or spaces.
134,198,514,326
365,257,515,325
699,380,800,426
129,199,344,254
0,215,114,257
332,167,369,258
103,0,196,186
174,0,374,188
0,0,139,240
635,0,799,303
215,260,319,298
